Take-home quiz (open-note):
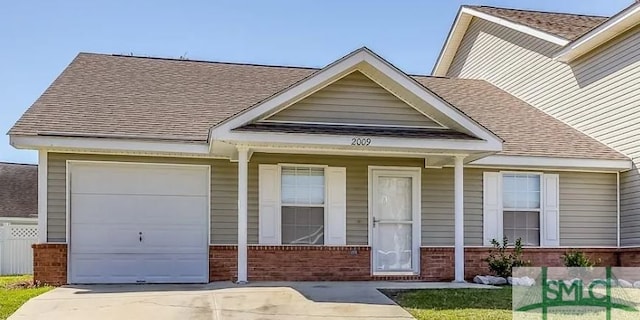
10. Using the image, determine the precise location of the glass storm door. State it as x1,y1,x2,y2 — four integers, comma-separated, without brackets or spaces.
371,169,419,275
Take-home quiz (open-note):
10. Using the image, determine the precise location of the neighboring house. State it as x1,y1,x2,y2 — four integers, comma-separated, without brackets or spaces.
7,4,640,285
433,4,640,247
0,162,37,225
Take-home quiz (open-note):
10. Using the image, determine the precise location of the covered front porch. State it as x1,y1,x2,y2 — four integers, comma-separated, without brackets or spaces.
224,149,476,283
206,49,506,283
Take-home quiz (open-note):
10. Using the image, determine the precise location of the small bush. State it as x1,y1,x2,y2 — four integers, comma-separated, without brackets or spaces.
485,236,529,278
562,250,596,267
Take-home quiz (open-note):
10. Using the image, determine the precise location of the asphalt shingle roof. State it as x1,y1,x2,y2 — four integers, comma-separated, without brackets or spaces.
0,163,37,218
9,53,627,160
468,6,609,41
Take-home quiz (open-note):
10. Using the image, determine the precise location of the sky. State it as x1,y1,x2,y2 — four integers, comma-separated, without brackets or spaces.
0,0,632,164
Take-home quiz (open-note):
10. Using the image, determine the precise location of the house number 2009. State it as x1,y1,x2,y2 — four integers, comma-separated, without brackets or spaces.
351,137,372,146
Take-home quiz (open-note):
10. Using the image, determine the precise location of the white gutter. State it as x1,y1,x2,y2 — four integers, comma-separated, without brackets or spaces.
11,135,210,155
470,155,632,172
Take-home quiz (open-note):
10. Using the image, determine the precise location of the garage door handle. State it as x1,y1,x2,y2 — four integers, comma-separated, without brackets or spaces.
139,232,143,242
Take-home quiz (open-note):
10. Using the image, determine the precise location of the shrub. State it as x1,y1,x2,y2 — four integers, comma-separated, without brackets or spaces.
562,250,596,267
485,236,529,278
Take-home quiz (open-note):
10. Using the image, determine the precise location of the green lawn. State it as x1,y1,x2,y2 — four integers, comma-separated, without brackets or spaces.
0,275,52,320
386,287,513,320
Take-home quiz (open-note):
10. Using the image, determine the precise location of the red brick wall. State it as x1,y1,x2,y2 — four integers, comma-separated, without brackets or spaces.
32,244,632,284
210,246,621,282
210,245,371,281
619,248,640,266
209,246,237,281
32,243,67,286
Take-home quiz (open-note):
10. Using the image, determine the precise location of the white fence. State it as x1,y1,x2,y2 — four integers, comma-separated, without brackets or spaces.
0,223,38,275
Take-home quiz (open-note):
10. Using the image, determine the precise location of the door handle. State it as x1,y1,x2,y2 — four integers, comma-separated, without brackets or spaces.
139,232,143,242
373,217,380,228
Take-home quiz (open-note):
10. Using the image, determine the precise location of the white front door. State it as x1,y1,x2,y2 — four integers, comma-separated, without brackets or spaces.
370,168,420,275
68,162,209,284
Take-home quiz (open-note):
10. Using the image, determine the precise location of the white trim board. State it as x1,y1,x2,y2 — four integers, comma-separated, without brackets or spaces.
218,131,500,153
11,135,211,156
433,6,569,76
470,155,631,172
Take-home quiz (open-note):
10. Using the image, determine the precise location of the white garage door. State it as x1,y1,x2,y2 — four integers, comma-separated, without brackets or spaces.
69,162,209,284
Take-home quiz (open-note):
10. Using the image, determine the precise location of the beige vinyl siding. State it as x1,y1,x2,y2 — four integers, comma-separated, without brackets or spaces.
210,160,239,244
621,170,640,245
47,154,66,242
47,152,618,247
45,153,238,244
265,71,442,128
557,171,618,246
422,169,617,247
447,17,639,245
480,169,617,247
422,168,483,246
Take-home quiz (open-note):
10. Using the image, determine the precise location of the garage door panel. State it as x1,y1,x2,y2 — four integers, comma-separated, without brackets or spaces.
142,226,208,254
71,194,208,225
142,254,207,283
69,162,209,284
71,254,140,284
71,225,140,254
71,194,145,224
135,197,208,223
71,163,208,196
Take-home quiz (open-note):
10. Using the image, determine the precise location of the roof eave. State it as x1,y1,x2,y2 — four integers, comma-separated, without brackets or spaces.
433,6,569,76
555,3,640,62
470,155,632,172
10,134,213,157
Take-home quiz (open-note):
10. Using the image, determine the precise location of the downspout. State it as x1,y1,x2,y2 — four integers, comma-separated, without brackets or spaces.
617,171,621,248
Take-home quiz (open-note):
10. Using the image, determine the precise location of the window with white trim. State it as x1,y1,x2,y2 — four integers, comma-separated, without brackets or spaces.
502,173,541,246
280,167,325,245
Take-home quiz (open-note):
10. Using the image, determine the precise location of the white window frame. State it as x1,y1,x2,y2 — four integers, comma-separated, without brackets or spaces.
500,171,543,247
278,163,329,245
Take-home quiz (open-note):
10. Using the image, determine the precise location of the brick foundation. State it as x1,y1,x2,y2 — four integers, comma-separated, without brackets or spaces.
619,248,640,266
32,244,640,285
210,245,371,281
420,247,621,281
32,243,67,286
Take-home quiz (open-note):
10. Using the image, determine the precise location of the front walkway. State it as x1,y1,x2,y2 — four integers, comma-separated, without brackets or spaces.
9,281,495,320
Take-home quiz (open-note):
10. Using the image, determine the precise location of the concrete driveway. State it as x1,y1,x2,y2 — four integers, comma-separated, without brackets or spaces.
9,281,493,320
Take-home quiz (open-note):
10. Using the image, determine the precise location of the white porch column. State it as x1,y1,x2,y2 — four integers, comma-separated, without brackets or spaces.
454,155,465,283
237,147,249,284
